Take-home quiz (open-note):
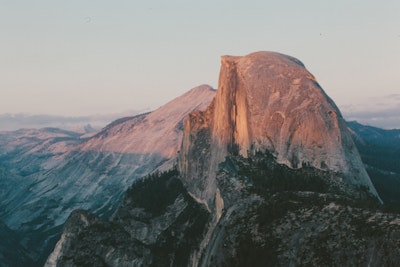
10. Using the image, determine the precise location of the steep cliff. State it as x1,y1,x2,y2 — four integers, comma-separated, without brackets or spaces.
179,51,379,209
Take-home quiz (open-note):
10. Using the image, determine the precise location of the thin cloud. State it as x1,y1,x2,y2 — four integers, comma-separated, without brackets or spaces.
342,107,400,130
340,93,400,129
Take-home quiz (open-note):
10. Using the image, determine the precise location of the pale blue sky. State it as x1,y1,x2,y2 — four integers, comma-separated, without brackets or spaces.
1,1,399,117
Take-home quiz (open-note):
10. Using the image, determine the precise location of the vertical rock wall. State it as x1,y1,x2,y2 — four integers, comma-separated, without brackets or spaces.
179,51,380,208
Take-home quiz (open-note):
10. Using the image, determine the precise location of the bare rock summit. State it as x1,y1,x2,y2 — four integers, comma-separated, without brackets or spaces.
179,51,380,208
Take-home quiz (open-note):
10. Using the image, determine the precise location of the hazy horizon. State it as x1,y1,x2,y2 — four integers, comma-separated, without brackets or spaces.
1,1,399,126
1,87,399,131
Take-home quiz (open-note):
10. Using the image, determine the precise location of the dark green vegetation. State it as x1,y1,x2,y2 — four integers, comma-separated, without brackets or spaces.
212,152,400,266
57,210,147,267
237,152,330,194
225,150,378,203
0,220,34,267
126,169,211,266
56,169,211,266
50,148,400,266
126,169,184,215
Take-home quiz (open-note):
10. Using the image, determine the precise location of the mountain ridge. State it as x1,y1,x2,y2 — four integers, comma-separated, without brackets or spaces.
0,84,216,266
45,51,399,267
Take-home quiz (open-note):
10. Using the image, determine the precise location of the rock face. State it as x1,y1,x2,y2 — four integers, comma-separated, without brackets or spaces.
179,51,379,209
80,84,215,159
46,52,400,267
0,85,215,266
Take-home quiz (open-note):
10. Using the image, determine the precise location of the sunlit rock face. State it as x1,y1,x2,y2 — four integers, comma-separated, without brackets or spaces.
80,84,215,159
179,51,379,208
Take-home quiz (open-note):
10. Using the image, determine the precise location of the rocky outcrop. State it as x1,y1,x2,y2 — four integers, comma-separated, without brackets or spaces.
179,52,380,209
45,170,211,267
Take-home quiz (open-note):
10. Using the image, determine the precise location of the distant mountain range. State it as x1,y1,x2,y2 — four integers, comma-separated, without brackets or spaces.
0,111,147,132
1,98,399,133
